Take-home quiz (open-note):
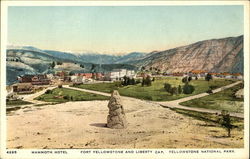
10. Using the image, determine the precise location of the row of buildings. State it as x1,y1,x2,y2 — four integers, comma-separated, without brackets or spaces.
11,69,136,93
10,69,243,93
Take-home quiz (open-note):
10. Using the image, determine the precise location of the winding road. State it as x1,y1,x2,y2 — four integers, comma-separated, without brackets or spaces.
21,81,244,118
64,81,243,118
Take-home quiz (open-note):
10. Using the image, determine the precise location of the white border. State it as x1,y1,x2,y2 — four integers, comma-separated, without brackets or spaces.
1,1,249,159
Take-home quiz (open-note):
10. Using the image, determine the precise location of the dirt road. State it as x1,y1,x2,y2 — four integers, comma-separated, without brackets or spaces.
157,81,243,118
64,81,244,118
20,86,57,104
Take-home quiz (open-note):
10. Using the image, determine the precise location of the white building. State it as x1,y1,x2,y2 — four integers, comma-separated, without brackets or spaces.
71,75,86,83
105,69,136,81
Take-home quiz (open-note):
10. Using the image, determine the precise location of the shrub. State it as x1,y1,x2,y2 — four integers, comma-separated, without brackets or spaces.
195,76,198,80
206,88,213,94
220,110,233,137
209,85,218,90
169,87,178,95
114,81,122,87
58,85,63,88
63,95,70,100
164,83,172,92
130,78,136,85
45,90,52,94
183,84,195,94
136,79,141,84
144,96,152,100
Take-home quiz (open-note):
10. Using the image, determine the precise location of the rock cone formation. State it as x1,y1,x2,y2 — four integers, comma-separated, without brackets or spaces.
107,90,127,129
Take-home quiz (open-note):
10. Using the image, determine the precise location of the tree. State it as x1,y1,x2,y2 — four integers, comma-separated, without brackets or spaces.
145,75,152,86
220,110,233,137
178,85,182,94
205,73,213,81
141,66,145,71
91,64,96,72
188,76,192,82
51,61,55,69
80,64,85,68
141,78,145,86
182,76,189,83
164,83,172,92
69,71,74,76
131,78,136,85
183,83,195,94
126,77,131,85
123,76,128,86
169,87,178,95
57,61,63,65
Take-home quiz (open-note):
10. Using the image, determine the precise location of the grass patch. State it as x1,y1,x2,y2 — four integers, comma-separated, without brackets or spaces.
180,83,244,113
6,99,33,106
35,88,109,103
171,108,244,130
73,77,236,101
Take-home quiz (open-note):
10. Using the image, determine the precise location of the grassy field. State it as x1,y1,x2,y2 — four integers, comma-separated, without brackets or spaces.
72,77,236,101
180,83,244,113
35,88,109,103
172,108,244,131
6,99,33,106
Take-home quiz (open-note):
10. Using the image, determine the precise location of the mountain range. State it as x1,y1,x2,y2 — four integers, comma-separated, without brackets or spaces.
128,35,243,74
6,35,243,85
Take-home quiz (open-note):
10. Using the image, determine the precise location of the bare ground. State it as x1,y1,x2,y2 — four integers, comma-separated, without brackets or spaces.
7,98,244,149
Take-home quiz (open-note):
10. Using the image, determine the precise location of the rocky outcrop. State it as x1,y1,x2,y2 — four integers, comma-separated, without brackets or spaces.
107,90,127,129
129,35,243,73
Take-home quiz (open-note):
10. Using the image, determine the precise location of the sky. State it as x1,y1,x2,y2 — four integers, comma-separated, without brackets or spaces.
8,5,244,54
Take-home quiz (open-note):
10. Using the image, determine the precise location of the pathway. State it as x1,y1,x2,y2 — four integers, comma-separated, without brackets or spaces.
157,81,243,118
20,86,57,104
64,81,244,118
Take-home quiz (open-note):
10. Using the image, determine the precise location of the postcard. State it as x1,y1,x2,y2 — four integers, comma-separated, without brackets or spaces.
0,1,249,159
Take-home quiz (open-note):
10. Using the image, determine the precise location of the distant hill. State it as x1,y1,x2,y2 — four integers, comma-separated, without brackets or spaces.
6,35,244,85
127,35,244,74
6,47,140,85
43,50,146,64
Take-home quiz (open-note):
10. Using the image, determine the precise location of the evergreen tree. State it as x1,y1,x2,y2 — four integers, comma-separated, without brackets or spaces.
145,75,152,86
164,83,172,92
51,61,55,69
178,85,182,94
205,73,213,81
